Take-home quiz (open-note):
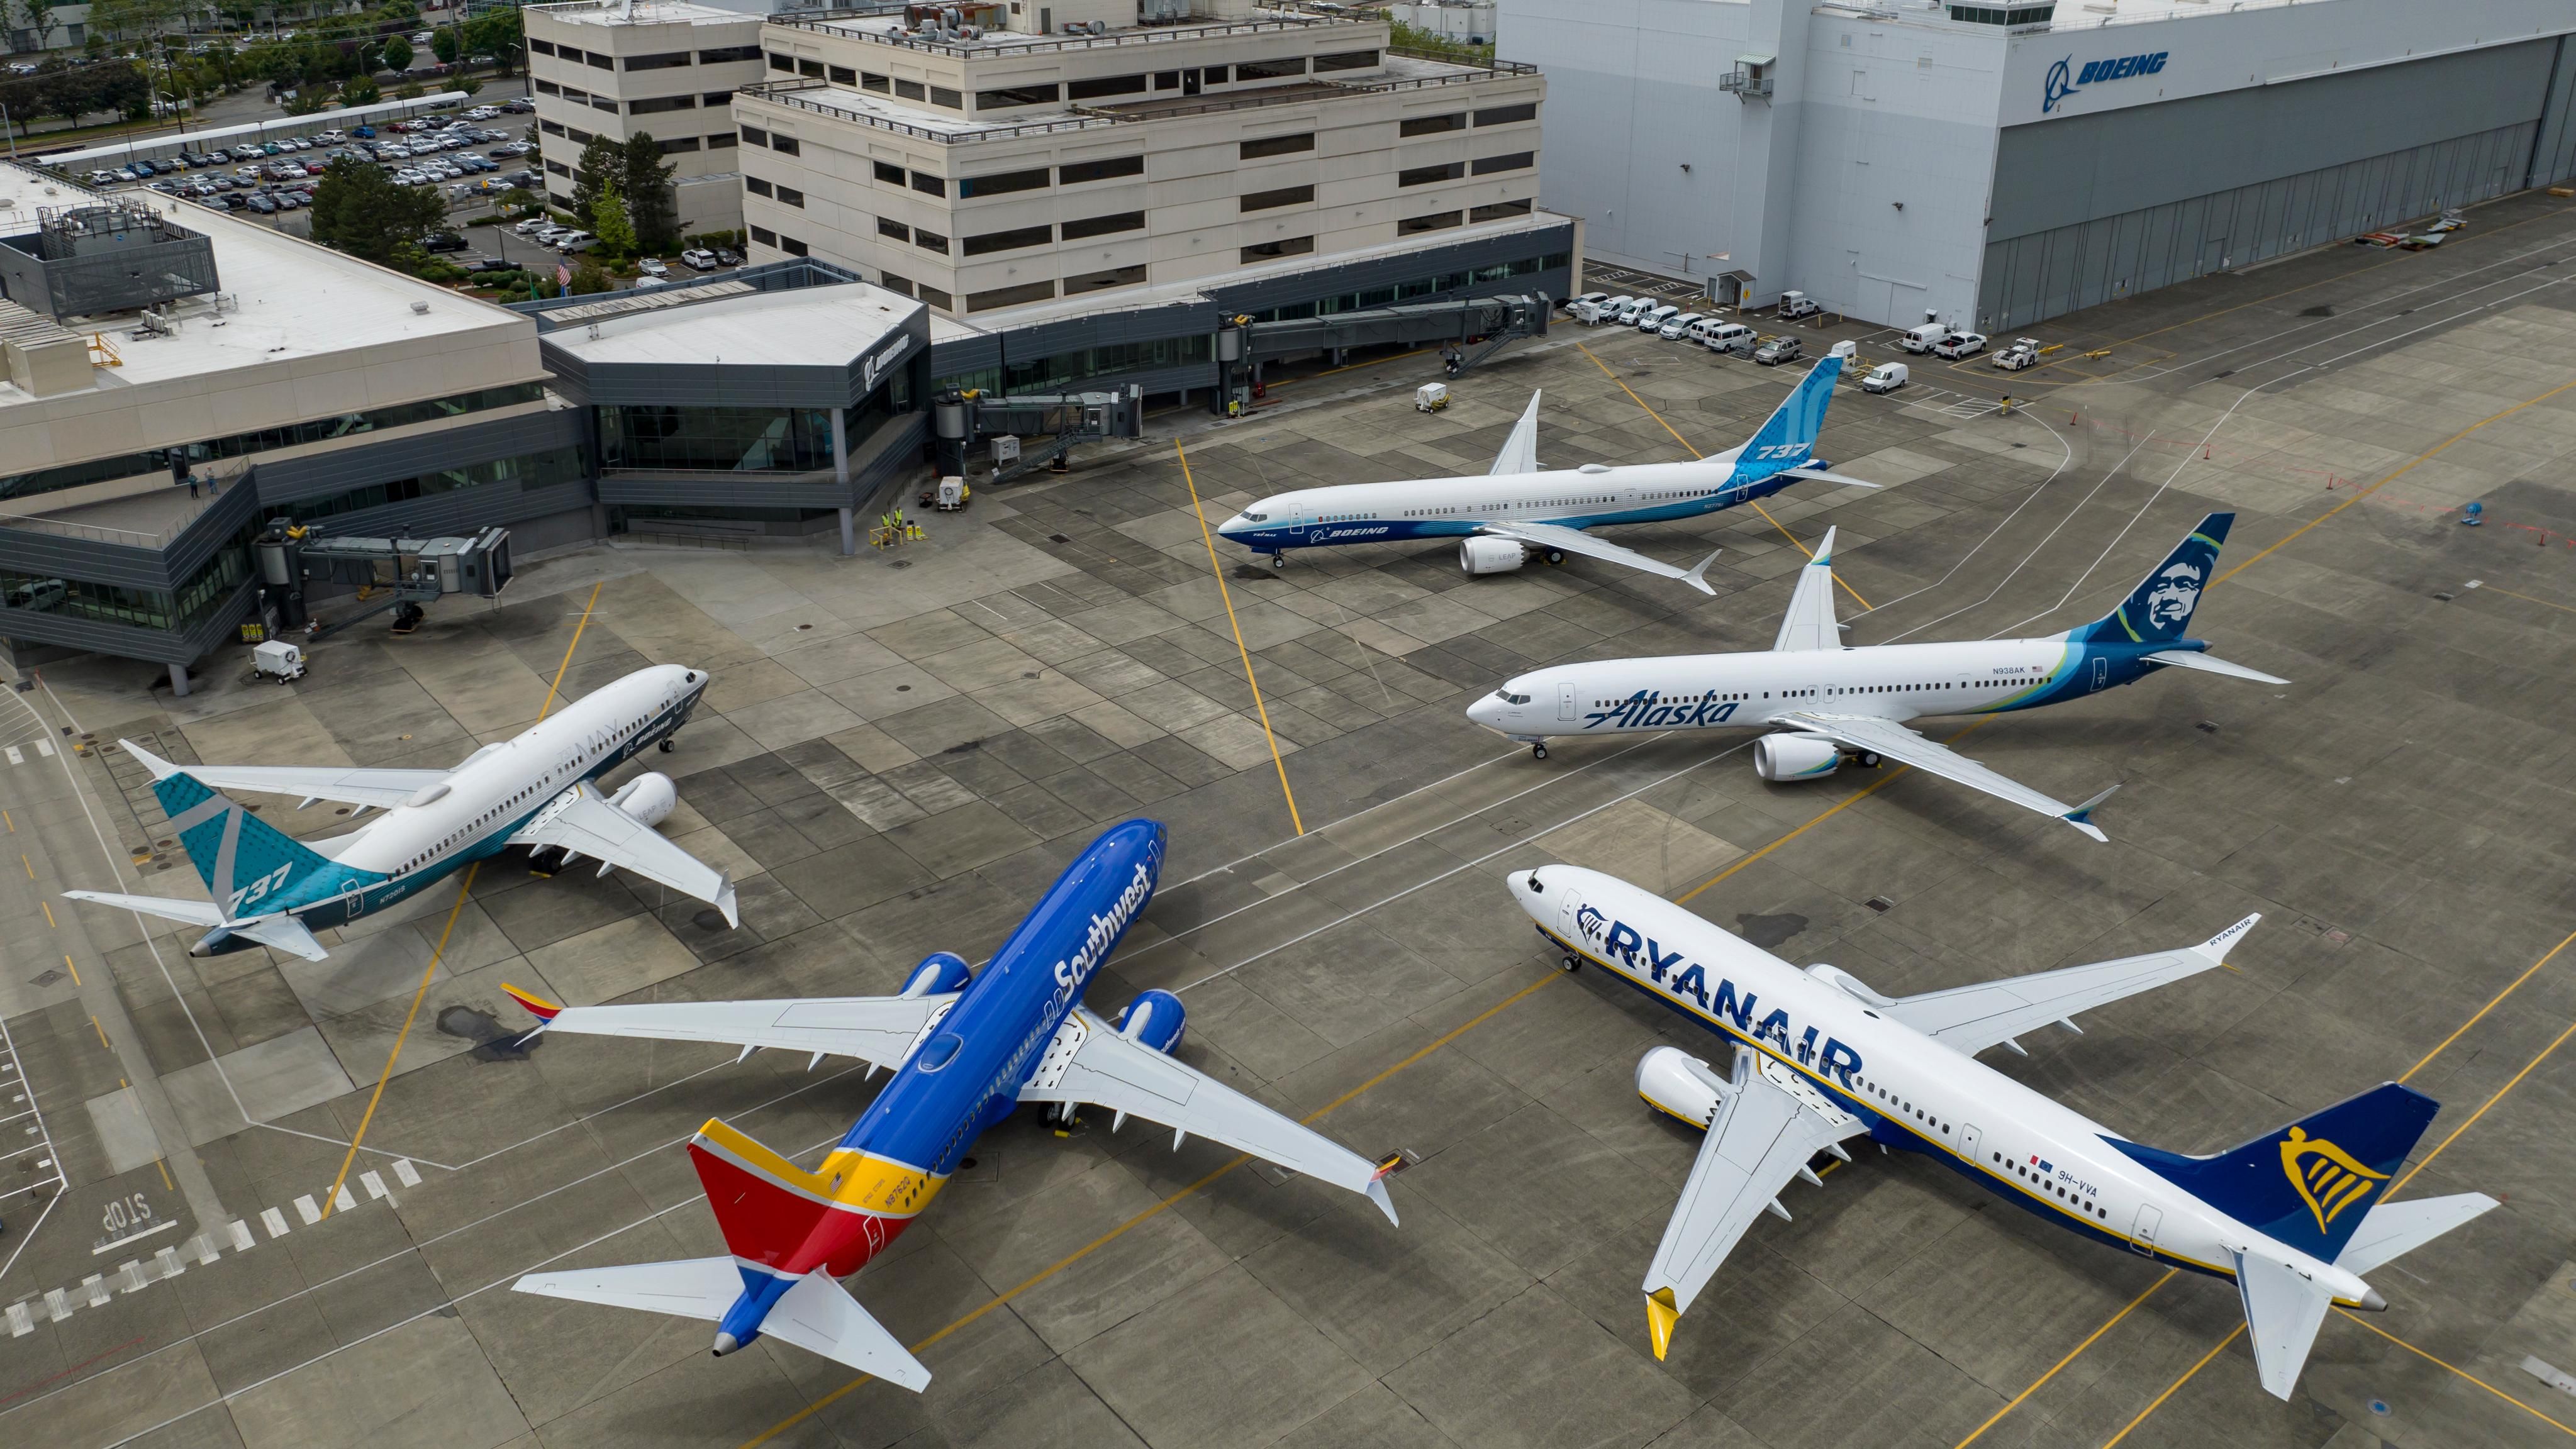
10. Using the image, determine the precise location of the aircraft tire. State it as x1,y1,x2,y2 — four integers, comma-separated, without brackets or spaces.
1532,742,1549,761
1559,954,1580,974
659,738,675,753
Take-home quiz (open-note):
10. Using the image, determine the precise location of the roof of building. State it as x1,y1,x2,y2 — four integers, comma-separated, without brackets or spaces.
527,0,767,28
0,162,532,413
540,279,920,368
752,80,1104,138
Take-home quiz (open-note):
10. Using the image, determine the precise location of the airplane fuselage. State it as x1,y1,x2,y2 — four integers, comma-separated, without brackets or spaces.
1512,867,2373,1305
1469,633,2212,743
713,819,1167,1340
226,664,710,939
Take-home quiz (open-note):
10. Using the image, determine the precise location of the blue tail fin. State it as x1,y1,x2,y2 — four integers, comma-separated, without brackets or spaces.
2071,512,2233,645
1733,351,1844,475
150,765,335,919
2110,1082,2439,1263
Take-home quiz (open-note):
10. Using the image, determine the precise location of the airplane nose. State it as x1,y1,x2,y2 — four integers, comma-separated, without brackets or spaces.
1505,869,1536,896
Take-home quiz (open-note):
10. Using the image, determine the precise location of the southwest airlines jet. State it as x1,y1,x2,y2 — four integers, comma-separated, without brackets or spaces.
1514,866,2495,1399
66,664,737,960
1467,513,2285,840
1216,343,1878,593
502,819,1405,1389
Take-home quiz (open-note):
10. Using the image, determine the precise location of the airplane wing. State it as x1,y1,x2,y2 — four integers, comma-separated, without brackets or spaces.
2143,650,2290,686
1883,914,2258,1057
1489,390,1542,475
509,781,739,926
116,738,442,809
1775,712,2116,841
1771,526,1841,652
1475,521,1722,595
1017,1008,1403,1224
1643,1047,1867,1357
1771,467,1884,490
501,982,956,1072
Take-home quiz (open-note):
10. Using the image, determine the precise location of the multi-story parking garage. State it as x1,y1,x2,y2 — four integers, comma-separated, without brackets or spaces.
1506,0,2576,330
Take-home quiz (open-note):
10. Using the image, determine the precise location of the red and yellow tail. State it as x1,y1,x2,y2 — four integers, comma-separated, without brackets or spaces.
500,982,562,1023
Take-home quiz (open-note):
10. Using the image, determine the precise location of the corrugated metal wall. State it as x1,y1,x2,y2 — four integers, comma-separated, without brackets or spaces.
1978,40,2576,331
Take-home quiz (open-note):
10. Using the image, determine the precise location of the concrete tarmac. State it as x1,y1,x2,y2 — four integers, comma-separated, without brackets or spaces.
4,187,2576,1449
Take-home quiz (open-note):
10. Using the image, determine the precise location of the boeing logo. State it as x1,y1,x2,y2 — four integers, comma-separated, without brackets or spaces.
1582,689,1739,731
1311,525,1391,541
2044,50,2167,113
1571,904,1865,1087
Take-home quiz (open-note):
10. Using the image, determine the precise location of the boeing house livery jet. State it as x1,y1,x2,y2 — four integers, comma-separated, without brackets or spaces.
65,664,737,961
1467,513,2285,840
1216,343,1878,593
1513,865,2496,1399
502,819,1406,1390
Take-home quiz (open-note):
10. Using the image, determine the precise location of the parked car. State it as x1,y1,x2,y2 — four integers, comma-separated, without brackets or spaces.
1932,331,1988,360
1861,361,1909,393
245,193,277,213
1776,290,1822,320
714,247,743,266
352,124,376,138
1563,291,1610,314
680,247,719,270
1658,311,1707,341
467,258,520,274
555,230,598,252
1752,335,1803,366
1702,322,1757,356
1898,322,1953,354
422,231,469,252
637,257,669,277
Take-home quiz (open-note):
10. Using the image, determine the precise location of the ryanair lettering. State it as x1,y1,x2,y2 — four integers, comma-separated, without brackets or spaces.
1049,860,1155,1009
1583,689,1739,731
1572,904,1864,1088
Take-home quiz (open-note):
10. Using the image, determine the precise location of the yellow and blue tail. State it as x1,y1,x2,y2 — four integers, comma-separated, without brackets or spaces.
2071,513,2233,647
2110,1081,2439,1263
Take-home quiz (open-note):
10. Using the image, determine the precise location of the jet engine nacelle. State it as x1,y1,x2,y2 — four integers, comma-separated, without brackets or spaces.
1754,732,1845,782
1459,536,1529,577
1114,989,1186,1053
1636,1045,1731,1128
901,950,973,997
607,771,677,826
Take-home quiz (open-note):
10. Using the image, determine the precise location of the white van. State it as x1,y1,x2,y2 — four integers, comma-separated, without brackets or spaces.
1579,294,1634,325
1861,362,1909,394
1658,311,1707,340
1610,297,1654,326
1898,322,1953,354
1701,321,1756,353
1636,303,1683,333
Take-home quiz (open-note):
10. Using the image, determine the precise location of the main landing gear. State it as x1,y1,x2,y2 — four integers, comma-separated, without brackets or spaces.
1543,549,1565,565
659,736,676,753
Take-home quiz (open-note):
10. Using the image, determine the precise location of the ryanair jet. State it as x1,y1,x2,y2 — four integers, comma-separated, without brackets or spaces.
65,664,737,961
1514,865,2495,1399
502,819,1405,1390
1467,513,2285,841
1216,343,1878,594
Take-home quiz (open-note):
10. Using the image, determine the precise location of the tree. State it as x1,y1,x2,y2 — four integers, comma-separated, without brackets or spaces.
571,131,620,225
620,131,677,252
429,26,455,64
308,155,444,266
340,74,378,104
569,259,612,295
379,33,410,71
461,6,520,76
22,0,60,51
591,174,634,256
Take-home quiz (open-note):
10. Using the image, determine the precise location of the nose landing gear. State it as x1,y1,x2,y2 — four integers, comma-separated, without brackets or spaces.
1531,741,1549,761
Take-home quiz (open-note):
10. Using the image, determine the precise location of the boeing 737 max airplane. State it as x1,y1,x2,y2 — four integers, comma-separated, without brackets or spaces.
502,819,1406,1390
1512,865,2495,1399
65,663,737,961
1216,343,1878,593
1467,513,2286,840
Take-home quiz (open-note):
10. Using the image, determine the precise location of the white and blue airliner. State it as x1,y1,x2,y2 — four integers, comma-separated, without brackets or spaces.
1217,343,1878,593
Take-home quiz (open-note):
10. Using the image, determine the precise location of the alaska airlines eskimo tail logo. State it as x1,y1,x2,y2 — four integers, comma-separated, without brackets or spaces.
2280,1126,2388,1231
2144,560,2204,631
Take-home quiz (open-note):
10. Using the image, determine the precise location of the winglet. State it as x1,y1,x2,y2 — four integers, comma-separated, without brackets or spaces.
1365,1177,1400,1227
1681,549,1722,596
117,737,184,782
713,876,740,930
501,982,564,1024
1489,389,1543,475
1644,1287,1680,1360
2193,913,2261,966
2061,783,2119,842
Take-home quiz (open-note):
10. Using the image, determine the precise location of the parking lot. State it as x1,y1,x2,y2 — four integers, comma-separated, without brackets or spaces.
4,184,2576,1449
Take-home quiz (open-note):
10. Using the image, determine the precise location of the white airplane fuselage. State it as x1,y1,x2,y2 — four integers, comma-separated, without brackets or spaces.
1216,453,1775,552
1511,867,2378,1307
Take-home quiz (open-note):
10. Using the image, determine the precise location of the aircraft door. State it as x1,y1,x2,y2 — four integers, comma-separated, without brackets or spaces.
1556,887,1583,942
2090,657,2108,692
1558,682,1576,722
1958,1122,1982,1162
2130,1203,2161,1255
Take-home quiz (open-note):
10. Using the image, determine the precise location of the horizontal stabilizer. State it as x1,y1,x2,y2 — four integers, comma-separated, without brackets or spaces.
1774,468,1882,489
761,1269,934,1390
230,913,328,962
2109,1080,2438,1263
2143,649,2290,686
2234,1245,2335,1401
2333,1192,2501,1276
62,891,223,928
515,1255,741,1322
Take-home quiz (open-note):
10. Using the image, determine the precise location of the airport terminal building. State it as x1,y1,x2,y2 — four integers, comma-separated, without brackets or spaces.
1503,0,2576,330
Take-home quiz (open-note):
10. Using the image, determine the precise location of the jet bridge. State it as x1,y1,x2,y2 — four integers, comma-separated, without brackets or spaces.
931,385,1146,482
252,521,513,640
1215,291,1551,412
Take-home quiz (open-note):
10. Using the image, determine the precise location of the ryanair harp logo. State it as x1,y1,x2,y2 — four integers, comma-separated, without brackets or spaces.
2280,1126,2387,1231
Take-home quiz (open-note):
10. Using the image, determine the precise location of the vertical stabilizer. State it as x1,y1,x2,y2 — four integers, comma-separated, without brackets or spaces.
1732,352,1845,480
120,740,348,919
2109,1080,2438,1263
2071,513,2234,645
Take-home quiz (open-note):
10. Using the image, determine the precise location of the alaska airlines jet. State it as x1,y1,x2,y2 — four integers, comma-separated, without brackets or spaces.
502,819,1405,1389
1466,513,2285,841
1215,344,1878,593
1513,865,2495,1399
65,664,737,961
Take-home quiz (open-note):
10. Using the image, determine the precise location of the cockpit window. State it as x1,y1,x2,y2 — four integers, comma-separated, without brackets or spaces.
1241,512,1268,522
1490,689,1532,705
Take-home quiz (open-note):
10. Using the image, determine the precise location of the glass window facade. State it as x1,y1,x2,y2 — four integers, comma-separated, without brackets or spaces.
998,335,1212,393
0,521,254,633
602,406,842,472
0,382,546,508
272,446,589,525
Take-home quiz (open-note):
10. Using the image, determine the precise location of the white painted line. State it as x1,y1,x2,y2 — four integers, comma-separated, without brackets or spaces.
42,1288,68,1322
35,738,53,757
153,1245,184,1278
92,1216,179,1255
228,1219,255,1252
331,1185,356,1213
80,1274,108,1307
262,1206,292,1238
117,1262,147,1294
293,1194,320,1225
192,1233,220,1265
359,1170,389,1202
4,747,20,765
5,1300,30,1336
391,1158,420,1188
